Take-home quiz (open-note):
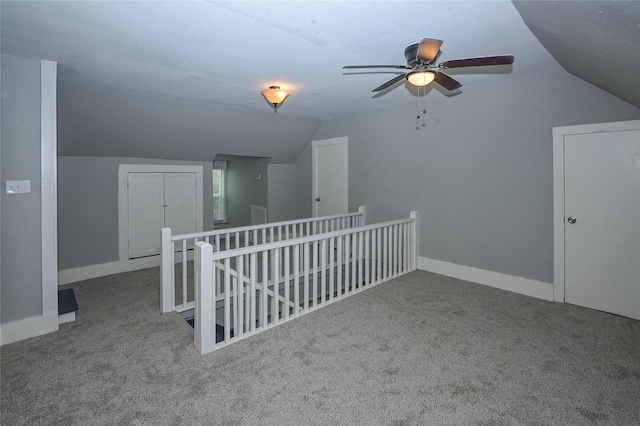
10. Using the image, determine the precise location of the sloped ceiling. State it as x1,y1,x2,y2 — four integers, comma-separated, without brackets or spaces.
0,1,555,121
513,0,640,109
1,1,638,162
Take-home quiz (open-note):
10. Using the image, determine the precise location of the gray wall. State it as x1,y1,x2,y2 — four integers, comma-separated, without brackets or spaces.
216,155,269,227
57,156,213,270
267,163,296,222
304,74,640,284
1,55,42,322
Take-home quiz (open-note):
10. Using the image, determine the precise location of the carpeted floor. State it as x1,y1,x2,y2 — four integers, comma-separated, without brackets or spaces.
1,268,639,425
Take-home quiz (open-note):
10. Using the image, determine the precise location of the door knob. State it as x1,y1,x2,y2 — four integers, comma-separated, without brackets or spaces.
315,197,320,202
567,216,577,224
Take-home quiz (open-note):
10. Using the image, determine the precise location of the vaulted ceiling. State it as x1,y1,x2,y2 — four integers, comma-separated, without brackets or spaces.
513,1,640,109
3,1,638,124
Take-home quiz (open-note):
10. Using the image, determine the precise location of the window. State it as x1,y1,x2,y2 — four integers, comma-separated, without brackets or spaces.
213,161,227,223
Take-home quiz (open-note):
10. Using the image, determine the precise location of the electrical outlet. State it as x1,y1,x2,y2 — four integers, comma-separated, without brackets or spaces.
6,180,31,194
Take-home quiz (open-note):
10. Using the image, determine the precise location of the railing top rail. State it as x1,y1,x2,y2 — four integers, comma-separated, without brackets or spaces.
170,210,363,241
210,216,415,260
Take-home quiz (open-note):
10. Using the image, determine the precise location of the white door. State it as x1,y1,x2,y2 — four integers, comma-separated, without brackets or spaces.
164,173,197,236
312,137,348,217
564,129,640,319
128,172,198,259
128,173,164,258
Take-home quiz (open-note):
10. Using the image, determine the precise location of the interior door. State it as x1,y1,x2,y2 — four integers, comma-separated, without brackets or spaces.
128,173,164,258
564,130,640,319
164,173,197,236
312,137,348,217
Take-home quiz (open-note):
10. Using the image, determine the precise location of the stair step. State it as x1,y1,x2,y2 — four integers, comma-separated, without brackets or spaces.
58,288,78,325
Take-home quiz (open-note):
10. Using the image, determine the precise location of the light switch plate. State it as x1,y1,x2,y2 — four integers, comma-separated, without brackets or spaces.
6,180,31,194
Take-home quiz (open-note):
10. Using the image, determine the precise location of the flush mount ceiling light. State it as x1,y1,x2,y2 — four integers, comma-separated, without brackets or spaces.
261,85,290,113
406,70,436,87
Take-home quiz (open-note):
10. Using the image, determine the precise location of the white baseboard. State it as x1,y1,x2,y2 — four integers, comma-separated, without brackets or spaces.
58,256,162,285
418,257,554,301
1,313,59,346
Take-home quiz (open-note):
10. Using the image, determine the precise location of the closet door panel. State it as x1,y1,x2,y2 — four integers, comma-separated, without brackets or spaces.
164,173,198,237
128,173,164,258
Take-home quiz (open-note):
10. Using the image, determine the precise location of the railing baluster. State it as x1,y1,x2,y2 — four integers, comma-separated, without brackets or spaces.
402,223,408,273
232,275,237,338
383,227,387,279
351,232,357,291
344,234,351,295
284,245,290,320
262,250,268,327
272,248,280,324
329,237,335,302
312,241,318,308
182,239,188,306
236,254,244,337
336,235,343,298
224,258,231,342
320,239,327,304
303,242,310,311
365,229,370,286
377,228,383,281
293,243,300,316
358,231,364,290
394,224,399,276
250,252,257,333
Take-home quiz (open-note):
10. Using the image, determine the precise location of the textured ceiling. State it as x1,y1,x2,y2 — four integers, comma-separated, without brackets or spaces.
1,1,638,122
513,0,640,109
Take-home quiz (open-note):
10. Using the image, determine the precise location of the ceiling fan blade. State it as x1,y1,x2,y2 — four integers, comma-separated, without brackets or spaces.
439,55,514,69
416,38,443,63
372,74,407,92
434,71,462,91
343,65,409,69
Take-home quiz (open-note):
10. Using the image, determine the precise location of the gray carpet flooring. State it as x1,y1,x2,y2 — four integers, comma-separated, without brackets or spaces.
1,268,639,425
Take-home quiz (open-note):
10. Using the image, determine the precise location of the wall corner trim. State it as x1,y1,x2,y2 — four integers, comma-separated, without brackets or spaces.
418,257,554,301
1,313,59,346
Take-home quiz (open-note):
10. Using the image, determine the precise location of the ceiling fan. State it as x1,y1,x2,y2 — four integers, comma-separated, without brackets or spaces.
343,38,514,92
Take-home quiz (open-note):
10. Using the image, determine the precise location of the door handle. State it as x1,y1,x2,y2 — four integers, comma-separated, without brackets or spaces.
315,198,320,202
567,216,577,224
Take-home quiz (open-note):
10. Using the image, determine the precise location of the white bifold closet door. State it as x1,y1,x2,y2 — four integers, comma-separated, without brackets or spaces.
128,172,197,259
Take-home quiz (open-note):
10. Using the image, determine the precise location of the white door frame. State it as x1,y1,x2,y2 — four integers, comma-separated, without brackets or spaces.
118,164,203,262
311,136,348,217
552,120,640,303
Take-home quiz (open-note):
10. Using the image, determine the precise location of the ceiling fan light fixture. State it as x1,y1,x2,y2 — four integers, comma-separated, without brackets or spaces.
261,85,290,112
406,71,436,87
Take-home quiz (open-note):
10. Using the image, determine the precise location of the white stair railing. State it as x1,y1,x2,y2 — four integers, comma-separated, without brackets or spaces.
161,207,366,313
194,211,417,355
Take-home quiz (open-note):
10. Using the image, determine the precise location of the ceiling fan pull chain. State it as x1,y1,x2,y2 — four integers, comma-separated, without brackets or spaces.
416,90,421,130
415,86,427,130
422,90,427,128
